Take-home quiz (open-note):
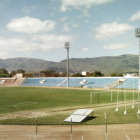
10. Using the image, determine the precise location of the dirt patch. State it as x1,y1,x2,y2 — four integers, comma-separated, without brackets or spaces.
0,124,140,140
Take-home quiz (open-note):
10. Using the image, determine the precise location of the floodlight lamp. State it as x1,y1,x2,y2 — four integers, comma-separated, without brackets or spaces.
124,109,127,115
65,42,70,49
135,28,140,37
132,104,135,109
115,107,119,112
138,109,140,114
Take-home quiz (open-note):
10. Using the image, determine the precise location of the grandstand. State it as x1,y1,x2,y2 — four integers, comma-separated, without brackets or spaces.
105,78,126,89
21,77,137,89
0,77,138,89
0,78,25,87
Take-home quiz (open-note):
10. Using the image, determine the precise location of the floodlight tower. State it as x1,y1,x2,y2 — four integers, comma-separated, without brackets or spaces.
135,28,140,90
65,42,70,88
135,28,140,114
132,77,135,109
124,82,127,115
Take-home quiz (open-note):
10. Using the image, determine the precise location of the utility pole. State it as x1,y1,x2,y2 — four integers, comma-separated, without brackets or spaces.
65,42,70,88
135,28,140,113
104,112,108,140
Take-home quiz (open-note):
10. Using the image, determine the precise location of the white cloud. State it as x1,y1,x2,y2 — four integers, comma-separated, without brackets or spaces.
103,43,127,50
22,6,36,14
72,24,79,28
2,16,73,58
83,48,89,51
63,24,70,32
31,34,72,50
7,16,56,34
60,0,115,12
0,34,72,58
78,9,89,18
95,22,133,40
0,37,34,58
83,9,89,17
129,11,140,21
60,17,68,22
85,20,90,23
63,23,79,32
22,7,31,13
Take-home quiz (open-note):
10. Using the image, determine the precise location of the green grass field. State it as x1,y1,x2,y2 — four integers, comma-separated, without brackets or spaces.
0,87,139,125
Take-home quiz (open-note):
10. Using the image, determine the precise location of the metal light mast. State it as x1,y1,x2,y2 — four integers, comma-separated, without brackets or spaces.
135,28,140,90
135,28,140,114
65,42,70,88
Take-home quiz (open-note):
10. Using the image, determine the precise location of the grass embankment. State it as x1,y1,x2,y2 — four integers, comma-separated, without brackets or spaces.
0,87,139,125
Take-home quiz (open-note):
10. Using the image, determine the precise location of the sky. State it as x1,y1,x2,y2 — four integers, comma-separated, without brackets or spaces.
0,0,140,62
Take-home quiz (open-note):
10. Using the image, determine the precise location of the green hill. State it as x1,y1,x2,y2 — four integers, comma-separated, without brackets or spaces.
0,54,138,73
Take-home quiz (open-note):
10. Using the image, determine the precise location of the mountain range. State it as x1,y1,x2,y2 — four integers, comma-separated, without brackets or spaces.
0,54,138,73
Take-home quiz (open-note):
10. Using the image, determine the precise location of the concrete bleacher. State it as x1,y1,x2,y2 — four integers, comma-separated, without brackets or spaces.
0,78,25,87
105,78,126,89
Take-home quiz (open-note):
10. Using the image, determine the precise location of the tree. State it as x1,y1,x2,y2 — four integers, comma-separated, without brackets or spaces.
71,72,83,77
10,70,17,77
59,72,67,77
40,69,56,76
49,69,55,74
0,68,8,74
93,70,104,77
0,68,9,77
16,69,25,73
110,73,123,77
40,70,49,75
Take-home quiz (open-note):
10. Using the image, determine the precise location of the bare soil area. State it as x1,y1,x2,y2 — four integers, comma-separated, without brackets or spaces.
0,124,140,140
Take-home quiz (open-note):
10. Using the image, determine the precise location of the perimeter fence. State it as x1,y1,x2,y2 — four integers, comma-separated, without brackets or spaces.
0,125,140,140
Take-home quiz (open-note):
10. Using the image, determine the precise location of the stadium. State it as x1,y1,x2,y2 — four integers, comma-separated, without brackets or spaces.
0,0,140,139
0,76,140,139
